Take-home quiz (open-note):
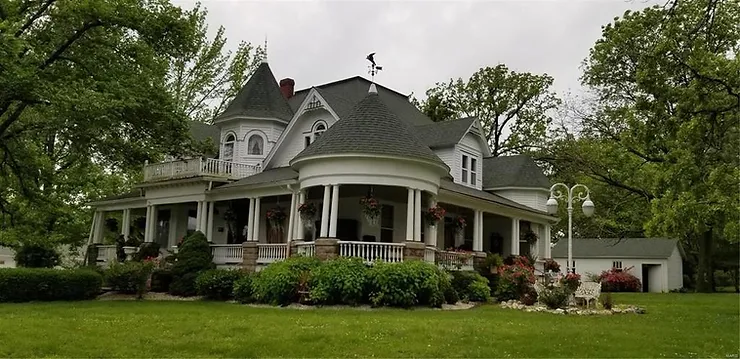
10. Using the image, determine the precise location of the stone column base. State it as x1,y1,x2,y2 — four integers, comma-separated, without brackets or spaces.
473,251,487,273
315,238,339,261
242,241,258,273
404,241,426,261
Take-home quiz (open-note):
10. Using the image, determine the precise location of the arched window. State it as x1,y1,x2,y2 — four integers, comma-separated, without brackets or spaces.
247,134,264,155
223,133,236,161
313,121,326,139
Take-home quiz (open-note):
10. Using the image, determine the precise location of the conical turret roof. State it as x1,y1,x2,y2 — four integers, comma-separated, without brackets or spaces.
215,62,294,122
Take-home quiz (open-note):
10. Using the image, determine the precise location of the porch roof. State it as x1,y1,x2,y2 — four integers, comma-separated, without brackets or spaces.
215,166,298,189
439,180,551,216
89,190,143,204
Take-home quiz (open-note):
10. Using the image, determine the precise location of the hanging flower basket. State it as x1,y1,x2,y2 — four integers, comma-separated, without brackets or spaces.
454,216,467,231
424,205,446,226
360,195,381,227
266,207,287,231
298,203,317,228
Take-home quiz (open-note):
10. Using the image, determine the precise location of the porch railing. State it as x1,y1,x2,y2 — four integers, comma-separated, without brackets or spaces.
338,241,404,264
437,250,475,271
211,244,243,265
257,243,288,264
294,242,316,257
143,158,260,182
424,246,437,263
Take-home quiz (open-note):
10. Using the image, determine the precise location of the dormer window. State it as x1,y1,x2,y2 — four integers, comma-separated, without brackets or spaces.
461,154,478,186
247,134,264,155
304,121,327,148
223,134,236,161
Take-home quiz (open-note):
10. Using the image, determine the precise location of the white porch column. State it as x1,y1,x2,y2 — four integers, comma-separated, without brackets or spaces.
144,206,152,242
320,185,331,238
511,217,520,255
253,197,261,242
328,185,340,238
473,210,483,252
150,205,158,243
425,197,437,246
206,202,215,241
406,188,414,241
544,223,552,258
168,205,179,248
296,191,306,240
195,201,203,232
287,191,297,242
413,189,422,242
93,211,105,244
247,198,255,241
121,209,131,239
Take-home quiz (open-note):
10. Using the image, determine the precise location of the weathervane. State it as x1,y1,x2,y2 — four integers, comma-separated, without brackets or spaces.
366,52,383,82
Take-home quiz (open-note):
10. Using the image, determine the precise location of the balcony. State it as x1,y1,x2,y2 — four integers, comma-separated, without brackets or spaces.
143,158,260,182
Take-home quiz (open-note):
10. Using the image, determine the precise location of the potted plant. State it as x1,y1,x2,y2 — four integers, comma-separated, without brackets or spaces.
424,205,446,226
266,207,287,231
297,203,317,228
360,195,380,226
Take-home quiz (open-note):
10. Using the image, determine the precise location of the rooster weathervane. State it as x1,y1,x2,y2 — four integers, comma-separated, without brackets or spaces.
366,52,383,82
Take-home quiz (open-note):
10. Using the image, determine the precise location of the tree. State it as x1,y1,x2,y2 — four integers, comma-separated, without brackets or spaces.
0,0,202,247
417,64,561,156
167,2,264,124
575,0,739,292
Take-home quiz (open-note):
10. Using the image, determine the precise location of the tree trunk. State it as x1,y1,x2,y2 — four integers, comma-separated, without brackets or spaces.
695,229,714,293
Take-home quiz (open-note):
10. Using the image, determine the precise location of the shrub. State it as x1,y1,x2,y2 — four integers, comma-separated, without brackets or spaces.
478,252,503,274
560,272,581,292
538,285,571,309
367,260,446,308
252,256,321,305
519,284,538,306
599,267,642,292
0,268,102,302
440,272,459,304
196,269,246,300
233,274,256,303
106,261,155,297
543,258,561,272
134,242,161,262
169,231,214,296
450,271,490,302
14,243,60,268
150,268,173,293
496,255,535,301
310,257,369,305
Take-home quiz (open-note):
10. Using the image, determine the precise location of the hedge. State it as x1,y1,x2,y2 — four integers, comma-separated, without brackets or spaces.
196,269,246,300
0,268,102,302
367,260,447,308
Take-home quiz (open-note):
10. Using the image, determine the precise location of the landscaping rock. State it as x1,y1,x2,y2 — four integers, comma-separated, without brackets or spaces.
499,299,646,316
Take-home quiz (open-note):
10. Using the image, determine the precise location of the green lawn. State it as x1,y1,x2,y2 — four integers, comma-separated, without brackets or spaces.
0,293,737,358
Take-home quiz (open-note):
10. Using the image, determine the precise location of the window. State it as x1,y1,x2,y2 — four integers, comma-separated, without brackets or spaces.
613,261,623,270
304,121,328,148
223,134,236,161
247,135,264,155
304,136,311,148
380,205,394,243
461,154,478,186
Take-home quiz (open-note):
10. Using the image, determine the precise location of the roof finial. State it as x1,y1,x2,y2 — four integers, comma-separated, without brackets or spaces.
366,52,383,83
262,36,268,63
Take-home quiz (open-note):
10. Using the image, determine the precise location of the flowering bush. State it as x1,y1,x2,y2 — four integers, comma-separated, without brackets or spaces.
424,205,446,225
599,266,642,292
297,203,317,221
266,207,287,228
360,196,380,224
454,216,466,231
496,255,535,301
560,272,581,292
544,258,561,272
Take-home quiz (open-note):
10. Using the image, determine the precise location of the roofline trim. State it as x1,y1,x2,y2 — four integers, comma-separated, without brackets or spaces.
460,118,493,157
213,114,290,124
87,196,146,207
293,76,410,99
290,152,450,174
551,255,672,259
210,178,298,193
486,186,551,193
263,88,340,168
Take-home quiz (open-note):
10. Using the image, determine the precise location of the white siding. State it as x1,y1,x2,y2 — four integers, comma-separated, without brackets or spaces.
271,109,338,168
0,246,15,268
551,256,671,292
219,120,287,167
434,147,456,180
494,189,548,212
454,133,484,189
666,247,684,290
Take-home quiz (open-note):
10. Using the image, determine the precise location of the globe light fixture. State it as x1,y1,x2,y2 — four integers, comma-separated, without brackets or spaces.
548,183,595,274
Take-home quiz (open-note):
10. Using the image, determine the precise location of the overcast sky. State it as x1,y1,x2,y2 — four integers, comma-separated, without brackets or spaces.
172,0,658,99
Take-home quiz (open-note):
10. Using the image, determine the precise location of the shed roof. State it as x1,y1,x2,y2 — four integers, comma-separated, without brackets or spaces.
551,238,678,259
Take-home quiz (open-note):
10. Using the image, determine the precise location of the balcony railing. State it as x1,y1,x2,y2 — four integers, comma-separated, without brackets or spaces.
143,158,260,182
294,241,316,257
438,250,474,271
338,241,404,264
211,244,243,265
257,243,288,264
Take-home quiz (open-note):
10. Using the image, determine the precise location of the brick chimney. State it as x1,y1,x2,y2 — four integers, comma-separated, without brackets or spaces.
279,78,295,99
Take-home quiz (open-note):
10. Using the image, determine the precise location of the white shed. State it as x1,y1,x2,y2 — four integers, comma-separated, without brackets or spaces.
551,238,683,293
0,246,16,268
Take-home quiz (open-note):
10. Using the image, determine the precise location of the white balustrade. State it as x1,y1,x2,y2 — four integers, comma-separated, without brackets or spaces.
424,246,437,263
96,245,117,267
143,158,260,182
438,251,475,271
211,244,243,265
257,243,288,264
338,241,404,264
294,242,316,257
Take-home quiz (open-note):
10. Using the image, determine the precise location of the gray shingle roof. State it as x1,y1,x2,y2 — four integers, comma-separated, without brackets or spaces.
215,62,294,123
483,155,550,189
439,179,551,216
290,77,433,126
551,238,678,259
291,89,446,167
189,121,220,148
415,117,475,149
216,167,298,189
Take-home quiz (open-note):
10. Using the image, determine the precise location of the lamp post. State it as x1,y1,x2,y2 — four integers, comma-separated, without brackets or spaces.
546,183,595,274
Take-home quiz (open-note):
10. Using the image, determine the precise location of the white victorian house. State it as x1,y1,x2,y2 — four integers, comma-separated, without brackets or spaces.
87,60,558,270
